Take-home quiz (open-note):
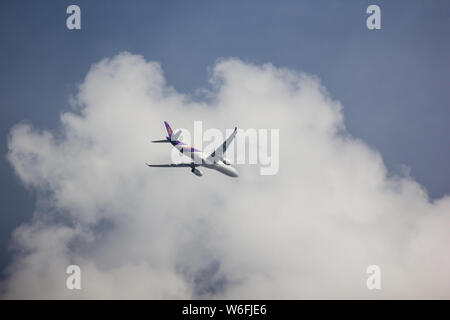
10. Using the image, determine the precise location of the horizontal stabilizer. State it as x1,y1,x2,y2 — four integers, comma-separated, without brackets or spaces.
170,130,182,141
152,139,170,143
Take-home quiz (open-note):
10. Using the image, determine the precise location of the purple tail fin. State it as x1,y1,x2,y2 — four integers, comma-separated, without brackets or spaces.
164,121,173,137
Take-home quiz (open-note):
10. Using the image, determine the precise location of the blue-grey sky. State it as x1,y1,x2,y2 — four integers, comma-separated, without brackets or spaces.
0,0,449,278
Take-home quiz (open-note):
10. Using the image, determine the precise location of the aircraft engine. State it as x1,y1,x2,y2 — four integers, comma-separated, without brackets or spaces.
191,168,203,176
222,158,231,165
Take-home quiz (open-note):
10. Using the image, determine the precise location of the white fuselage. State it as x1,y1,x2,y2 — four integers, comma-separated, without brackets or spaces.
203,159,239,177
173,142,239,177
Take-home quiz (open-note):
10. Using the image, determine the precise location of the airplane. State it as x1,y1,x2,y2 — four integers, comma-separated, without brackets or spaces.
147,121,239,177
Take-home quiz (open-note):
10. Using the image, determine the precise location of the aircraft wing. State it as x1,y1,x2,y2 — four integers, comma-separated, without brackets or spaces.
207,127,237,161
146,163,197,168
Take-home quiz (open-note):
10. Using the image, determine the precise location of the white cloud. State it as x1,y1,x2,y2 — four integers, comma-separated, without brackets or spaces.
3,52,450,299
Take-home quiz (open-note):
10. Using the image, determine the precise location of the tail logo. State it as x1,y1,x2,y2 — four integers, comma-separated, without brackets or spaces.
164,121,173,137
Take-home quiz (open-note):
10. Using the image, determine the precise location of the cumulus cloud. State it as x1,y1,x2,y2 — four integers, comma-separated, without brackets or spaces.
3,52,450,299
